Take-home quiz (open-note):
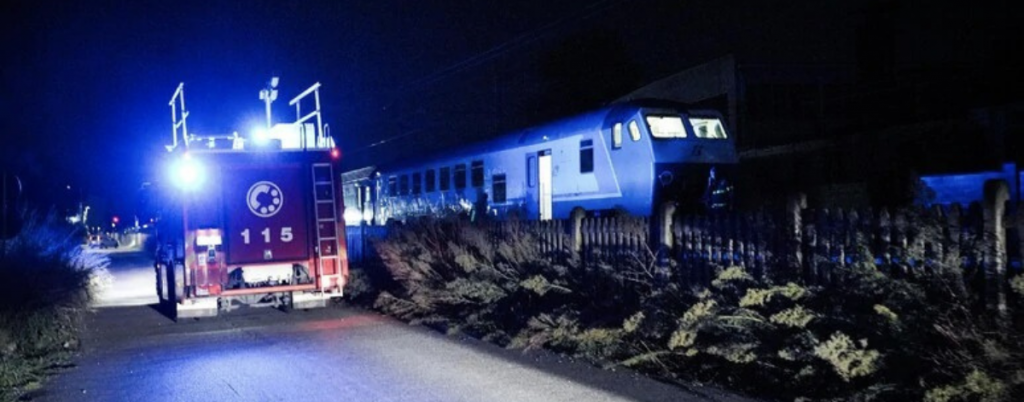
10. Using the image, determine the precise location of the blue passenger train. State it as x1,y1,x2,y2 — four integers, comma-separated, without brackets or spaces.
343,101,738,224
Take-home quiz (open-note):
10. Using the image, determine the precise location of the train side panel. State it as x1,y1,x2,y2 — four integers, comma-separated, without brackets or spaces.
364,102,736,223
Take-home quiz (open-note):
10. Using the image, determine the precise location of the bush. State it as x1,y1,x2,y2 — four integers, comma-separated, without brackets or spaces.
344,265,382,305
616,255,1022,401
371,217,655,341
0,211,108,400
370,216,1024,401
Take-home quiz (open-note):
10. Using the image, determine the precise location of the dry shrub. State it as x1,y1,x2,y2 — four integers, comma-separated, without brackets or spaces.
626,248,1024,401
370,215,1024,401
372,216,653,343
0,211,108,400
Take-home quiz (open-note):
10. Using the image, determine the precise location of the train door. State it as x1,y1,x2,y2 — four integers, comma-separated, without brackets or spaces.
538,150,552,220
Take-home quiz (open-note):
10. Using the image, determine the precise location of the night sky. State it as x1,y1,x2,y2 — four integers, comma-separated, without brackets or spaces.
0,0,1015,222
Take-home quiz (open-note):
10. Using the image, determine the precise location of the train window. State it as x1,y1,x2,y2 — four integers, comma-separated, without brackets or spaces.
412,172,422,194
580,139,594,173
526,156,536,187
492,174,507,203
440,167,451,191
689,117,728,139
399,175,409,195
425,169,436,192
471,161,484,187
646,116,686,138
388,176,397,195
454,164,467,189
629,120,641,141
612,123,622,149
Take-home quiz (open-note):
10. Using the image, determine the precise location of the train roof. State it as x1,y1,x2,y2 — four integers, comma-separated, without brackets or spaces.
360,100,699,175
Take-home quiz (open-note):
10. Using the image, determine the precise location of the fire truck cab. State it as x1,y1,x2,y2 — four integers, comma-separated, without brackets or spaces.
154,80,347,319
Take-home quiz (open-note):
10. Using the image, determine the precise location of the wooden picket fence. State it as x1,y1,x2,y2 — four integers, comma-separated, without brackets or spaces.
667,205,1000,286
580,216,651,257
345,185,1021,316
665,200,1020,317
348,206,1014,284
671,210,783,286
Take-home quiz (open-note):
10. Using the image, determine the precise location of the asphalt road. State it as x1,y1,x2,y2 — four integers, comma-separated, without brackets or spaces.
90,237,158,308
33,250,756,402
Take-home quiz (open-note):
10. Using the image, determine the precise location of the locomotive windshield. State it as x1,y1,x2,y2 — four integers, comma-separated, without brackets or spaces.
689,117,728,139
645,115,729,140
646,116,687,138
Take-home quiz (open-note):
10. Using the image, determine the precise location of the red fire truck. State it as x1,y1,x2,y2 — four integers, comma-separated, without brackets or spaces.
154,79,348,319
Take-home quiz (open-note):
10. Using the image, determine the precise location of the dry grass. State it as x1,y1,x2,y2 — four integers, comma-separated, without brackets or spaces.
0,211,108,401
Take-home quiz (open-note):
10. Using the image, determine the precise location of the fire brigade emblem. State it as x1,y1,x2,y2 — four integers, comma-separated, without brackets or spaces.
247,181,284,218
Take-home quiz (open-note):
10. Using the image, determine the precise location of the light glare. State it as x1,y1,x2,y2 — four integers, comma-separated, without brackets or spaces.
171,157,204,190
252,127,270,145
343,207,362,226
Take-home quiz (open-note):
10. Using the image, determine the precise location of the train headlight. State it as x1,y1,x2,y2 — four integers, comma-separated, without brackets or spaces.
171,154,204,191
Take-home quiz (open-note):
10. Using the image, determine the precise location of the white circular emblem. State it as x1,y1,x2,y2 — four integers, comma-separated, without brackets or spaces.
246,181,284,218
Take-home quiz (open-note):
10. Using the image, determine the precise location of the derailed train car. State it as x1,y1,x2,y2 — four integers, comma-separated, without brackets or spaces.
343,101,738,224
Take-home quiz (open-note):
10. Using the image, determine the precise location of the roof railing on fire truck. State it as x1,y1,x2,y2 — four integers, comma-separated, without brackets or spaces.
166,80,335,153
168,83,189,152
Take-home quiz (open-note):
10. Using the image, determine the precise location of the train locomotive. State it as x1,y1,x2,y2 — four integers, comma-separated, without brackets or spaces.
344,101,738,225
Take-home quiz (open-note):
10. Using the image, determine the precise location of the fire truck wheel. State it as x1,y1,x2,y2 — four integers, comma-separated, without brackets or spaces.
280,294,293,311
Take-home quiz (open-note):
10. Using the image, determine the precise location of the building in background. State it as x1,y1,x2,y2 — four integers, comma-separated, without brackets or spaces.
618,52,1022,208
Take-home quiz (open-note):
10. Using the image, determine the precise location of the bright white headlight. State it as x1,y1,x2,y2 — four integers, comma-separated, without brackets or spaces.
171,155,204,190
252,127,270,146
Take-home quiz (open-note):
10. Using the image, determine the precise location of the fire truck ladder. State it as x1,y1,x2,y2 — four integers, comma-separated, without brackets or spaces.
312,163,342,294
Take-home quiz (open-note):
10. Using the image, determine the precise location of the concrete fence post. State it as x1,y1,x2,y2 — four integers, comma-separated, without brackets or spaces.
786,193,807,281
570,207,586,254
659,202,678,252
983,179,1010,322
655,202,678,281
